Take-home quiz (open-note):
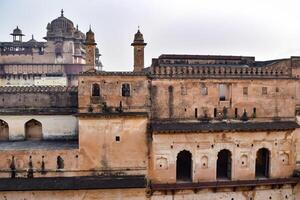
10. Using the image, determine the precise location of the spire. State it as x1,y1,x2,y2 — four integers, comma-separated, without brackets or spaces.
61,9,64,17
89,24,92,31
32,34,34,40
76,24,79,31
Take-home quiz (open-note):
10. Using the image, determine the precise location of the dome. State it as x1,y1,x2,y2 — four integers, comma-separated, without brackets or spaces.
27,35,37,43
131,29,146,46
48,9,74,33
133,29,144,42
10,26,24,36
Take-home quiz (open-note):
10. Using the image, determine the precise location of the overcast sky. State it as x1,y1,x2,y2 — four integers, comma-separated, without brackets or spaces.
1,0,300,71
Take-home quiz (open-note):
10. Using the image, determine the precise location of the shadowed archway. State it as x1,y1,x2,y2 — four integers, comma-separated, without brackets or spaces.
176,150,192,182
255,148,270,178
217,149,232,180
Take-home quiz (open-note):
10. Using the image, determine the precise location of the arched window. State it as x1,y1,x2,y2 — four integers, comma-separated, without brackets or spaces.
25,119,42,140
0,119,9,140
255,148,270,178
217,149,232,180
176,150,192,182
91,83,100,97
57,156,64,170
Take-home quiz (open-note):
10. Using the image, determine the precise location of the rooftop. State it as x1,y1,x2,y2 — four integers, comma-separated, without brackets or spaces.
150,121,300,133
0,140,78,151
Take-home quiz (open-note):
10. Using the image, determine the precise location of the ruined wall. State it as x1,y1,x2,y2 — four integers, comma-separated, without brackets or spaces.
78,74,149,113
78,116,148,175
0,148,79,178
151,79,296,119
0,87,77,110
150,130,295,183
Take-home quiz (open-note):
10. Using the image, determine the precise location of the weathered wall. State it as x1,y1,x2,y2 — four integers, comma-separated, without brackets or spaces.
0,148,79,178
0,115,78,140
0,187,296,200
0,87,77,110
152,186,294,200
78,116,148,175
78,75,149,113
0,188,146,200
151,79,296,119
150,130,295,183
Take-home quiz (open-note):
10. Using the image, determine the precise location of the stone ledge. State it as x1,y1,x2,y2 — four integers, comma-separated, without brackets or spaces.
151,177,300,191
0,175,146,191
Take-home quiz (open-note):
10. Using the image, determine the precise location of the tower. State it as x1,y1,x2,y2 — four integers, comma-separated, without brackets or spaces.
131,29,147,72
84,26,97,71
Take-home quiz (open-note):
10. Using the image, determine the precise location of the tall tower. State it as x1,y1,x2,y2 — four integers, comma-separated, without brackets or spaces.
131,29,147,72
84,27,97,71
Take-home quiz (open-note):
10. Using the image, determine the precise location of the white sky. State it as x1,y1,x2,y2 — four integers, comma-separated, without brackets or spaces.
1,0,300,71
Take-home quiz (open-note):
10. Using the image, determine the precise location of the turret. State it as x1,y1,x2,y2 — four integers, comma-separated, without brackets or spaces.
84,26,97,71
131,28,147,72
10,26,25,42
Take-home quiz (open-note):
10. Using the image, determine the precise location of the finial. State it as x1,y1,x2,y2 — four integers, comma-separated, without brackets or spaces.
89,24,92,31
32,34,34,39
17,26,19,29
138,25,140,30
76,24,78,30
61,9,64,17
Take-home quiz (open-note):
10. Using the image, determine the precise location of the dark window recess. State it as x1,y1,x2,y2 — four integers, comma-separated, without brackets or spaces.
217,149,232,180
122,83,131,97
262,87,268,95
253,107,257,118
115,136,120,142
10,156,16,178
235,108,238,118
243,87,248,95
91,83,100,97
255,148,270,178
57,156,64,170
176,150,192,182
195,108,198,118
214,108,217,118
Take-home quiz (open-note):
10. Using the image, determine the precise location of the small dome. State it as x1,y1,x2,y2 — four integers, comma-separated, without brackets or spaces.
11,26,24,36
48,9,74,33
134,29,144,42
131,29,146,46
27,35,37,43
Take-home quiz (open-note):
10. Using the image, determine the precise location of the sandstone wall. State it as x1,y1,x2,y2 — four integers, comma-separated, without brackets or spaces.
150,130,295,183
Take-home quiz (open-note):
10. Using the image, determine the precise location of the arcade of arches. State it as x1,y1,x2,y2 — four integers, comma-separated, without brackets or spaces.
175,148,271,182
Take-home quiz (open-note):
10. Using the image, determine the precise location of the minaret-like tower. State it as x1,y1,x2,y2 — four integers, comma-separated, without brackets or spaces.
84,26,97,71
131,29,147,72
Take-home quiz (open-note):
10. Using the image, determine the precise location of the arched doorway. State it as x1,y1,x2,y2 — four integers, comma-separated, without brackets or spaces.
217,149,232,180
176,150,192,182
0,120,9,140
255,148,270,178
25,119,42,140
